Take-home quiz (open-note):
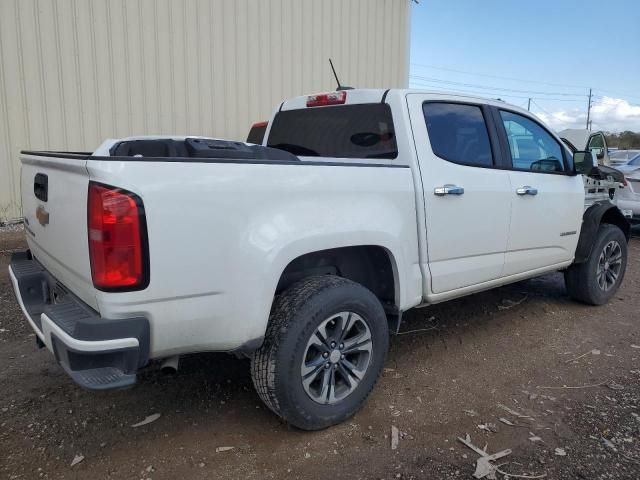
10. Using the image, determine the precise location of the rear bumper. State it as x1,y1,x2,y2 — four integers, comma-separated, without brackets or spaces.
8,251,150,390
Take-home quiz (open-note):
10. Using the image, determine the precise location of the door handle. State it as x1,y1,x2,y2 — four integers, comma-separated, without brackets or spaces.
516,186,538,196
434,184,464,196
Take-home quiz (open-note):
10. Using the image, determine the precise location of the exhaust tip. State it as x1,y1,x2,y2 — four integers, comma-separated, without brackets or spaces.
160,355,180,374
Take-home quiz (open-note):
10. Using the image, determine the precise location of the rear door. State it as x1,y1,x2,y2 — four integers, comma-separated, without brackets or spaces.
407,95,512,294
492,108,584,276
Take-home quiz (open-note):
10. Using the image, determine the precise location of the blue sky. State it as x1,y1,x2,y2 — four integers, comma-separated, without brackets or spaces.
409,0,640,131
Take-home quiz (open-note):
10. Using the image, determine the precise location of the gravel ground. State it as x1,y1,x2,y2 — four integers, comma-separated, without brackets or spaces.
1,226,639,479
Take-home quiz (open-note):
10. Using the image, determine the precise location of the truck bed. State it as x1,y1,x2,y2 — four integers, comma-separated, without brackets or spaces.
18,145,420,358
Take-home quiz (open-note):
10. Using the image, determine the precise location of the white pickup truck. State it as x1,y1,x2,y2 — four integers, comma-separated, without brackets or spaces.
10,89,630,430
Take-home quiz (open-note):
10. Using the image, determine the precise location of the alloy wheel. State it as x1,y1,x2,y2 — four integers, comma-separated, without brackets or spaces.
300,311,373,405
596,240,623,291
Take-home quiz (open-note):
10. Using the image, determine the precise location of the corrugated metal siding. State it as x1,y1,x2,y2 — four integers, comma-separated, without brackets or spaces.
0,0,410,222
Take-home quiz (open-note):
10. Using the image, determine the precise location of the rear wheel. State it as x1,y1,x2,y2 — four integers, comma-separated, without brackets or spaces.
251,275,389,430
565,224,627,305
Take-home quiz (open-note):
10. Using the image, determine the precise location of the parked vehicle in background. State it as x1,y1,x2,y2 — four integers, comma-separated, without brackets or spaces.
609,151,640,224
617,171,640,224
559,129,610,166
608,149,640,170
560,137,628,211
9,89,631,430
247,121,268,144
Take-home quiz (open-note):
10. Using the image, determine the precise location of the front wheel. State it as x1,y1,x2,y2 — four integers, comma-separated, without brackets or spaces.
251,275,389,430
565,224,628,305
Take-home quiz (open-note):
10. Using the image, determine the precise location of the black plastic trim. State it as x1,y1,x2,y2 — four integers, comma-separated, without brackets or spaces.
9,252,150,390
88,182,151,292
488,106,514,170
34,173,48,202
21,150,410,169
574,201,631,263
381,89,390,103
229,336,265,356
21,150,91,159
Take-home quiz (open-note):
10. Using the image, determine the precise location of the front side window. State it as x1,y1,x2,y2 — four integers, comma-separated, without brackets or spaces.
422,102,493,167
500,111,565,173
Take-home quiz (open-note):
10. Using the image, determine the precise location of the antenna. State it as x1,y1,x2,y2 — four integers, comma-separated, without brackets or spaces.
329,59,353,91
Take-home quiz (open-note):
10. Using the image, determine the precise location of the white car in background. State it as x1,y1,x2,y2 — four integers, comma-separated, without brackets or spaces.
612,150,640,224
609,149,640,171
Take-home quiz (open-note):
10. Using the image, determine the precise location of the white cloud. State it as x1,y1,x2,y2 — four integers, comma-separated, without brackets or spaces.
534,97,640,133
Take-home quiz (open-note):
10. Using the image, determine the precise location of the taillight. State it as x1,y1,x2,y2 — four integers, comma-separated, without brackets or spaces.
88,182,148,291
306,91,347,107
251,121,268,129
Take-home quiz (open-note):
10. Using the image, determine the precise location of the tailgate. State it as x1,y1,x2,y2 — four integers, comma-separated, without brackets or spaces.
20,153,97,310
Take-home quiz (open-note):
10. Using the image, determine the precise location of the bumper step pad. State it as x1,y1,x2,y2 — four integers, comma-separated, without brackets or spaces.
69,367,136,390
10,251,150,391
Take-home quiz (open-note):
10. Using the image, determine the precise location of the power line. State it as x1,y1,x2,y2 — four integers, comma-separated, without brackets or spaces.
407,81,533,100
593,88,640,103
408,79,586,102
409,74,588,97
410,62,590,90
411,62,640,106
530,99,567,123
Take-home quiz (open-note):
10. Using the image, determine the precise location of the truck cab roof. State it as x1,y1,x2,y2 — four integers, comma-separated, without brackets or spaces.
279,88,531,115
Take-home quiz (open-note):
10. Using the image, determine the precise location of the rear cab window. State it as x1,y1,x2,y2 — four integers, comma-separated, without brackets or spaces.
267,104,397,159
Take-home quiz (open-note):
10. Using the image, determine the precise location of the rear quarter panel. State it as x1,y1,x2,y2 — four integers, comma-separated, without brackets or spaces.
86,160,421,357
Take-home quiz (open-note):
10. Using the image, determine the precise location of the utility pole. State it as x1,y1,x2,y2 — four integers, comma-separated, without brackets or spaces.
527,98,531,111
586,88,592,130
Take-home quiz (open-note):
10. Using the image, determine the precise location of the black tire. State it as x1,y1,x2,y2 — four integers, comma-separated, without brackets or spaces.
565,224,628,305
251,275,389,430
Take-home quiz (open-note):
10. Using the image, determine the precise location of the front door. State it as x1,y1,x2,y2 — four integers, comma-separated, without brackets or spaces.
494,109,584,276
407,95,512,294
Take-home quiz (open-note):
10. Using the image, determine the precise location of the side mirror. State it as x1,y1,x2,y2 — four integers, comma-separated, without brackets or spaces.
574,150,595,175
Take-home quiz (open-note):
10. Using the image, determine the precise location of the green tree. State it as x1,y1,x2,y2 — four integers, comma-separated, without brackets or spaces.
604,131,640,149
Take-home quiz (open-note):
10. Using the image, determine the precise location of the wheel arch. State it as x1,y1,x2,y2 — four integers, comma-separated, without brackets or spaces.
574,201,631,264
274,245,402,332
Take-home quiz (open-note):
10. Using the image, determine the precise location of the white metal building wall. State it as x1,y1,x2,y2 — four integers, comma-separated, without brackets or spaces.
0,0,410,222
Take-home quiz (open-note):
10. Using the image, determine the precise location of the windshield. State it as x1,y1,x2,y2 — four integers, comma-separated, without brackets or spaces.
267,104,398,159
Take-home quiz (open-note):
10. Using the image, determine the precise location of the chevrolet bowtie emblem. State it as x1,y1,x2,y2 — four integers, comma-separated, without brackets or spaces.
36,205,49,227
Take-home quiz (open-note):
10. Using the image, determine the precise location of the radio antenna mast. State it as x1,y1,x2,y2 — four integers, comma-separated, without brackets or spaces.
329,59,353,91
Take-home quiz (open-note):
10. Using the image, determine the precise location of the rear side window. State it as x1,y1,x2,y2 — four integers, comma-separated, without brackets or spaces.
267,104,397,159
422,102,493,167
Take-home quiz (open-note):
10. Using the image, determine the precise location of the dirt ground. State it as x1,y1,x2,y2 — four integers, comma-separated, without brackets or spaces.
1,225,639,480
